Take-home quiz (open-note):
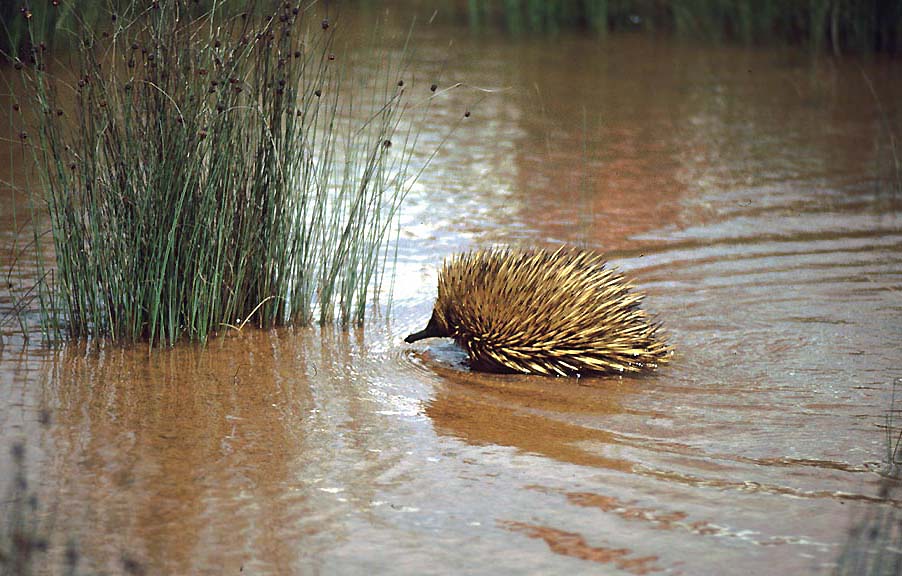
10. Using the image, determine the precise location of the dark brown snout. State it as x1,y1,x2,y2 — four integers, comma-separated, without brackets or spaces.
405,312,446,343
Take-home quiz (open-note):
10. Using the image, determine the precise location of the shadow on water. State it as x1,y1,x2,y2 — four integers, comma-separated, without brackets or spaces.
414,338,902,563
832,379,902,575
418,362,667,574
832,479,902,576
421,357,638,471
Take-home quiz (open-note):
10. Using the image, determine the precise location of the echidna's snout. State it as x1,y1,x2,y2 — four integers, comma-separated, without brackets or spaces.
405,311,448,343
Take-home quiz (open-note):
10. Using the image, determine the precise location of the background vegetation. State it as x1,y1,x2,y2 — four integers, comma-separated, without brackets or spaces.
460,0,901,54
4,1,902,57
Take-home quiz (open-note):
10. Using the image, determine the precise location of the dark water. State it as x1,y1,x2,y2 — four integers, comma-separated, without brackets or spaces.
2,12,901,576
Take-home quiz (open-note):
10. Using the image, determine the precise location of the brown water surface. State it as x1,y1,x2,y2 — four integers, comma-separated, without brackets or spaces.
2,11,902,576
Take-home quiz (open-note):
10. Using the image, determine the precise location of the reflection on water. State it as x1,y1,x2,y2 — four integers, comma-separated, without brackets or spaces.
500,520,661,574
2,8,902,575
422,361,636,470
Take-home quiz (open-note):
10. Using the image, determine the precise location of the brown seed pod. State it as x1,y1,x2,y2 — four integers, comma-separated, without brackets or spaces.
406,246,671,376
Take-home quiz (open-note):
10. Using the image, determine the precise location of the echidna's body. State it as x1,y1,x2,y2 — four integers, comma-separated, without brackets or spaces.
405,246,670,376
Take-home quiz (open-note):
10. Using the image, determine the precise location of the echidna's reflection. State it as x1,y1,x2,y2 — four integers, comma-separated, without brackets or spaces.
417,346,645,472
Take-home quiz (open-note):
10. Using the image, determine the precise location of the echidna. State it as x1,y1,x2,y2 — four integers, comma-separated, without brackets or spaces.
405,246,670,376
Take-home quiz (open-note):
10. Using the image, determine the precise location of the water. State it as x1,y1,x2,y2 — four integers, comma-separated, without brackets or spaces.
2,13,901,575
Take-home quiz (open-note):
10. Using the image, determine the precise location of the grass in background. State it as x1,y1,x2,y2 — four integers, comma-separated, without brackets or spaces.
5,1,902,55
5,1,443,345
0,0,254,59
461,0,902,54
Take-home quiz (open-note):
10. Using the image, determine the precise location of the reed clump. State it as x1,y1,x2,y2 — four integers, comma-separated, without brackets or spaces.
10,1,431,345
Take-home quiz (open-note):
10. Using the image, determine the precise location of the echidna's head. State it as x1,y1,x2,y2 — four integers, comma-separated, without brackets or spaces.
404,251,489,345
404,309,451,343
405,256,466,344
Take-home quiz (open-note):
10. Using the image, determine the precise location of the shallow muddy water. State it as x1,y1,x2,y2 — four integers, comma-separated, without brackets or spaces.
2,8,902,576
